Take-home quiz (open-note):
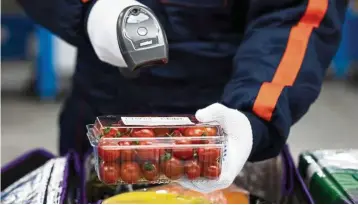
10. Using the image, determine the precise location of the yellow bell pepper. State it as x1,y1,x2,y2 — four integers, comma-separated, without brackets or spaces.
102,191,211,204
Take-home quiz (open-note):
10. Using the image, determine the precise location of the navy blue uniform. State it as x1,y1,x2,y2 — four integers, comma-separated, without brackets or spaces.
18,0,348,160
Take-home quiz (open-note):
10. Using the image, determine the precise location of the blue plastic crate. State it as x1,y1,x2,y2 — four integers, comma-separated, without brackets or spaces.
331,3,358,78
1,15,35,61
347,11,358,61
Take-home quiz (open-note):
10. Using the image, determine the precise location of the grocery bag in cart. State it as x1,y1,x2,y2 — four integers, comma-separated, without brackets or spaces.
1,149,82,204
231,145,311,204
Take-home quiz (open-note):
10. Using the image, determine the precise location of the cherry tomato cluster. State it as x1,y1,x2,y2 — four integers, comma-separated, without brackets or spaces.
97,126,222,185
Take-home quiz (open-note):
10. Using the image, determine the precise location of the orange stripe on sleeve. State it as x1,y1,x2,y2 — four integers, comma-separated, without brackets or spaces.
252,0,329,121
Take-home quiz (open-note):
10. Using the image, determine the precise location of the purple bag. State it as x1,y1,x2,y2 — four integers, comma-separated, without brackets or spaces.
1,149,82,204
282,145,314,204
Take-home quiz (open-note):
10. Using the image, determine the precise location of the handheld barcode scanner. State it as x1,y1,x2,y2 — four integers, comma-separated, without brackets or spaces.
117,6,168,77
87,0,168,78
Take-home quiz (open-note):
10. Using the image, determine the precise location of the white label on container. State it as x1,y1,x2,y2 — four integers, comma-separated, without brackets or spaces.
121,117,194,126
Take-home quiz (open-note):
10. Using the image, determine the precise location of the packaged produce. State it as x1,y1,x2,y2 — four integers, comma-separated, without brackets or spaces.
87,115,225,185
299,149,358,204
99,183,274,204
144,183,250,204
83,152,282,204
101,191,210,204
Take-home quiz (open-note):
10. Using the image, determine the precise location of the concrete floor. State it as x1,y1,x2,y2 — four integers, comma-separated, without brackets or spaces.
1,81,358,166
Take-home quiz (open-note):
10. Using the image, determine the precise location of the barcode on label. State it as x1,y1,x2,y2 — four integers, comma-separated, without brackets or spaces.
121,117,194,126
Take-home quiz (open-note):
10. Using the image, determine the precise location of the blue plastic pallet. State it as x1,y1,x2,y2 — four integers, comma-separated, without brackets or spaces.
2,15,56,99
331,5,358,78
36,27,57,100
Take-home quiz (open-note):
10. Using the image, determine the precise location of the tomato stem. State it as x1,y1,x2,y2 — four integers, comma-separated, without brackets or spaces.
169,130,182,137
143,162,154,171
116,131,122,138
103,127,111,134
125,128,132,135
161,152,172,161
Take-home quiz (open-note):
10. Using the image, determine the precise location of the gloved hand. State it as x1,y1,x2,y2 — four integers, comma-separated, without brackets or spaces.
178,103,253,193
86,0,167,75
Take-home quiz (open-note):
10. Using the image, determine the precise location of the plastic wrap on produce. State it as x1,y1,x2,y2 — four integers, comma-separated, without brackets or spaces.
1,157,67,204
143,183,251,204
299,149,358,204
99,182,274,204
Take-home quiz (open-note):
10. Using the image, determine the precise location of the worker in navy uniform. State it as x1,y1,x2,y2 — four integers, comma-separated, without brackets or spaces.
17,0,348,192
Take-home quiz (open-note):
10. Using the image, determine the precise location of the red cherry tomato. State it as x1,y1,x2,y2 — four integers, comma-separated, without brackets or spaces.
183,127,205,136
131,129,155,138
173,140,194,160
183,127,205,144
154,128,171,137
119,141,135,161
185,160,201,180
102,127,121,138
203,162,221,179
98,140,121,162
177,127,187,134
159,151,170,168
120,162,141,184
204,127,217,136
99,161,120,184
197,148,221,163
162,157,184,180
117,128,128,135
141,161,159,181
136,141,161,162
198,127,218,143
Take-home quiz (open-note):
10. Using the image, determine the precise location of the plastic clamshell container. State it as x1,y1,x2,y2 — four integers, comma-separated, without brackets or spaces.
87,115,226,185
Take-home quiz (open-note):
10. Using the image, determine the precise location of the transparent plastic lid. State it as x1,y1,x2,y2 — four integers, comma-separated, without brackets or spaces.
87,124,225,148
91,115,224,142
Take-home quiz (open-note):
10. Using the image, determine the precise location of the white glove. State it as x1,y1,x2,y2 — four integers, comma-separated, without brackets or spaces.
178,103,253,193
86,0,144,67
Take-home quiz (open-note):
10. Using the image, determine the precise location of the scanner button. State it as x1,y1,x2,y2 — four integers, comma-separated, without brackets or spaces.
137,27,148,36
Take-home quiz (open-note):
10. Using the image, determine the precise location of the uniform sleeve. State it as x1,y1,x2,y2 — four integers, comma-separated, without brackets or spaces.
17,0,92,46
221,0,348,162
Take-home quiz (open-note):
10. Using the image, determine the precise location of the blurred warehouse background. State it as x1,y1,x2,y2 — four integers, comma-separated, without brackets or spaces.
1,1,358,166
